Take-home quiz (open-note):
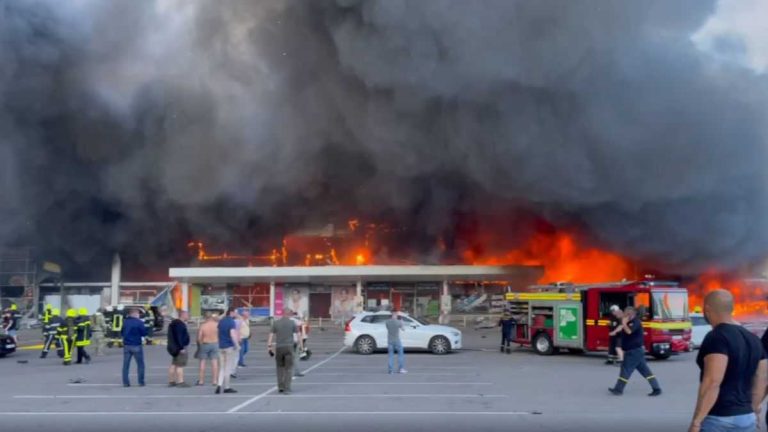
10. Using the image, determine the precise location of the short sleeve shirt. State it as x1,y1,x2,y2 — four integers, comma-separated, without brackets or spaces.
218,316,236,349
271,317,296,348
697,323,766,417
621,317,644,350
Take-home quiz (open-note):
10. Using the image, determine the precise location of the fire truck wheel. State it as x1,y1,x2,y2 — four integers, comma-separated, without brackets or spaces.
355,335,376,355
429,336,451,355
533,332,554,356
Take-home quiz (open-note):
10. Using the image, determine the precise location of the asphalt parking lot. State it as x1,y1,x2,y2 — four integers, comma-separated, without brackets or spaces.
2,326,703,432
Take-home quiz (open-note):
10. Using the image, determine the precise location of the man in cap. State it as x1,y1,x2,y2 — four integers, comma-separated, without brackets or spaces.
606,305,625,365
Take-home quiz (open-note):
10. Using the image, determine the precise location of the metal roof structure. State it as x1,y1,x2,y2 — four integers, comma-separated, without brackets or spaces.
169,265,544,284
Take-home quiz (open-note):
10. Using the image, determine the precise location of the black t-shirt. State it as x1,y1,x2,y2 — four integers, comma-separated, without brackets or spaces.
696,323,765,417
621,317,644,350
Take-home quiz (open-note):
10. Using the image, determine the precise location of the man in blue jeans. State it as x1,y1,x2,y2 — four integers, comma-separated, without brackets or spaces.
121,308,148,387
385,311,406,374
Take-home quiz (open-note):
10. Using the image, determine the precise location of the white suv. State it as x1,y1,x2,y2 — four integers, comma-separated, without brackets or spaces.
344,312,462,355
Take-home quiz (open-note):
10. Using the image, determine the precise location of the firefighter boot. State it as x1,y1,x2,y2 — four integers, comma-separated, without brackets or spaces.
506,347,511,354
609,377,628,395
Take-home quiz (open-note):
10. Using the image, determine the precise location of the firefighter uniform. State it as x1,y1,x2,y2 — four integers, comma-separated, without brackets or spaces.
41,308,63,359
498,313,516,354
91,310,107,355
42,304,53,326
58,310,78,365
75,308,92,364
609,315,662,396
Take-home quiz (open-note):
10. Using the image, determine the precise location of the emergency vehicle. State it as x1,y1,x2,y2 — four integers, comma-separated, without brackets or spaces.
505,278,692,359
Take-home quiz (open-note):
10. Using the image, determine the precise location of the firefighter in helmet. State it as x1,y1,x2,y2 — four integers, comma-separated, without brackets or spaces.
40,308,63,359
58,309,78,365
42,304,53,325
75,307,92,364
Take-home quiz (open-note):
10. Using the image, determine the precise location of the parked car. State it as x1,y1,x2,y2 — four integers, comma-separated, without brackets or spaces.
0,331,16,357
690,313,711,349
344,311,462,355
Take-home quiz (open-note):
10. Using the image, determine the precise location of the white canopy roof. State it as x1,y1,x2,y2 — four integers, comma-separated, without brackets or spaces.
169,265,543,284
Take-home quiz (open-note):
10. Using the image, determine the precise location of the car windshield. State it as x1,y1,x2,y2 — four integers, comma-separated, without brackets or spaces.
414,317,430,326
652,291,688,320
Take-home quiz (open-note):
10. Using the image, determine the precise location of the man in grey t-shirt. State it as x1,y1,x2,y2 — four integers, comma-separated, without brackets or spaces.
386,311,407,374
268,308,303,394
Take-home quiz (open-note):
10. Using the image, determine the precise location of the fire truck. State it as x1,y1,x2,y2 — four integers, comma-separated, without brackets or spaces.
505,279,692,359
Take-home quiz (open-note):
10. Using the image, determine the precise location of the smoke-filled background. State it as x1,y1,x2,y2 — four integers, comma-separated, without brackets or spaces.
1,0,768,279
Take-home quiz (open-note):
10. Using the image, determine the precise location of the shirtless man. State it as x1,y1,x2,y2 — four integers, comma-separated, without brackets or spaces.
196,312,220,386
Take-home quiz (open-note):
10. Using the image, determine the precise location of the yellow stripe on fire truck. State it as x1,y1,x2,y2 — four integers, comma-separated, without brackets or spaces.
505,293,582,301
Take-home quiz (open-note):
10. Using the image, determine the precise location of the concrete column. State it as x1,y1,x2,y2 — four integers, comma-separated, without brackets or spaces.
269,281,276,316
355,280,363,312
181,282,189,312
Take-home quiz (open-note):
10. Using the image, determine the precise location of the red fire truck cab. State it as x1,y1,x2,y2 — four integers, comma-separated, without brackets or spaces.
505,279,692,359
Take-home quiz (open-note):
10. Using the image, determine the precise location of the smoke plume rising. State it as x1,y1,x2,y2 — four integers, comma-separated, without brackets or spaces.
1,0,767,278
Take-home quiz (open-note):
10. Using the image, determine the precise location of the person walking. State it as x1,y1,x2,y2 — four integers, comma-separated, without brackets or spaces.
196,312,220,386
91,308,107,356
216,308,240,394
608,306,661,396
689,290,767,432
268,308,303,394
386,311,407,374
121,308,148,387
167,310,191,387
75,308,92,364
237,310,251,368
606,305,625,365
291,312,306,378
40,308,62,359
5,304,21,345
58,309,78,366
498,311,516,354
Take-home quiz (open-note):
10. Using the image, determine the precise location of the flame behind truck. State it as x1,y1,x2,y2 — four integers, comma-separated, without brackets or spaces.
506,279,691,360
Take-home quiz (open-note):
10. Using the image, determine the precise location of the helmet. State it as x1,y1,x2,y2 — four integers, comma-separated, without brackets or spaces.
52,308,61,316
46,304,53,310
66,309,77,318
693,306,702,314
10,304,17,311
78,307,88,316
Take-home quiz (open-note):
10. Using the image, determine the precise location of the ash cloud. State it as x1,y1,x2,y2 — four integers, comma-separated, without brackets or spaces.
1,0,767,277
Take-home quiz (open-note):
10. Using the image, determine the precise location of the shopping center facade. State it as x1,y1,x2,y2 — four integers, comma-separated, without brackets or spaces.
169,265,544,322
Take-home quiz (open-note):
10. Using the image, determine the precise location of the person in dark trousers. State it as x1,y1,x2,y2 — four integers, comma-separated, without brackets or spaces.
58,309,78,366
498,312,516,354
75,308,92,364
606,305,625,365
608,306,662,396
167,310,191,387
121,308,148,387
40,308,62,359
268,308,303,394
386,311,406,374
689,290,767,432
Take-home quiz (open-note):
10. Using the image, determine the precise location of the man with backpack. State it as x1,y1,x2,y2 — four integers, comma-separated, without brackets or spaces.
167,310,191,387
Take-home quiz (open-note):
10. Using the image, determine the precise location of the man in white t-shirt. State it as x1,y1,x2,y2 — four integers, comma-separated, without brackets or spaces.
290,313,306,378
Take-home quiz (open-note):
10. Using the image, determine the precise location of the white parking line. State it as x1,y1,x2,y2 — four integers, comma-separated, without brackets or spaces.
0,411,532,416
15,395,258,399
227,346,346,413
68,382,493,387
13,393,508,399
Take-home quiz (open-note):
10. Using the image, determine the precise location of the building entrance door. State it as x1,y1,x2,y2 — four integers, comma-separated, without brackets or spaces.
309,293,331,319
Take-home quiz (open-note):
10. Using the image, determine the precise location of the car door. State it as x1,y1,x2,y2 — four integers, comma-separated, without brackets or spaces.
368,314,391,348
399,316,428,349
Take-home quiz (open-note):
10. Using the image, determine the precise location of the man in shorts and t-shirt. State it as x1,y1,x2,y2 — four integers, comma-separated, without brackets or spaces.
689,290,767,432
167,310,190,387
196,312,220,386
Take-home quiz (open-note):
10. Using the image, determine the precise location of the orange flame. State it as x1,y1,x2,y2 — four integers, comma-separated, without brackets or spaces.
688,272,767,318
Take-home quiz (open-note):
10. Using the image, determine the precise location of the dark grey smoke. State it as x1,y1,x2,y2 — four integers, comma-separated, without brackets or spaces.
1,0,767,277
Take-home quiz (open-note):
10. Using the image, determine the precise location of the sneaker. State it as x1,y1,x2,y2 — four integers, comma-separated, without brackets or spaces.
648,389,662,397
295,372,305,377
230,374,237,379
215,386,221,394
168,382,177,387
223,388,238,394
604,360,614,365
388,370,394,375
399,369,408,374
278,389,284,393
608,388,623,396
195,381,204,386
176,382,191,388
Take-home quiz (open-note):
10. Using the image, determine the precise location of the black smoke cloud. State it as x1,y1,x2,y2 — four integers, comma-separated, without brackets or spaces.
1,0,767,278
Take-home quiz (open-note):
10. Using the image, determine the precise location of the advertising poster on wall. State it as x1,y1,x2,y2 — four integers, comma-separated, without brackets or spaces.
330,287,356,324
274,289,284,317
283,286,309,318
451,286,489,314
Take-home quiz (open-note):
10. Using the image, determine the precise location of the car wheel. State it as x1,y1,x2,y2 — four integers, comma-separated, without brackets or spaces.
355,335,376,355
533,332,554,355
652,352,671,360
429,335,451,355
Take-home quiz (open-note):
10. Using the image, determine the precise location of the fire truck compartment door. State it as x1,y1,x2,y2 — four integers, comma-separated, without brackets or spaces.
554,302,584,349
